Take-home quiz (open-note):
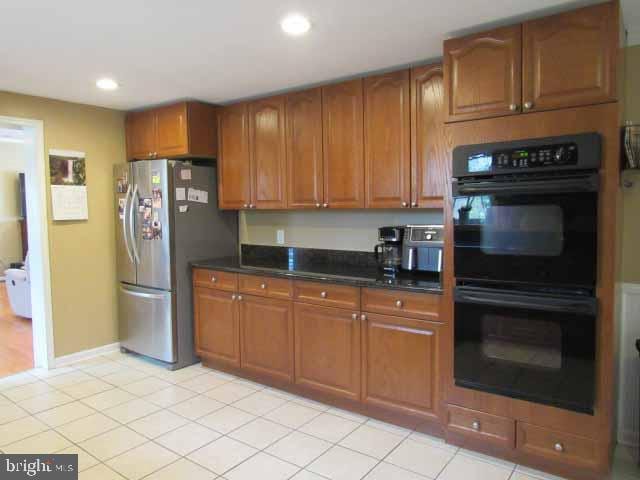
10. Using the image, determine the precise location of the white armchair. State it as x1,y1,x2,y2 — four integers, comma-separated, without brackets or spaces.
4,253,31,319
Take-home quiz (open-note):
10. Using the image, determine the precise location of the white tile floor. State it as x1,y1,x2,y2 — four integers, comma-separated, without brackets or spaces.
0,351,637,480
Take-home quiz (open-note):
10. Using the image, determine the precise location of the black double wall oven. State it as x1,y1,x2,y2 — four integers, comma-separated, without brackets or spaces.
452,133,600,415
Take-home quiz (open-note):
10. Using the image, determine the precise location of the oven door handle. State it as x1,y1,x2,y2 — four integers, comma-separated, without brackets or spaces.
455,289,597,315
454,174,599,196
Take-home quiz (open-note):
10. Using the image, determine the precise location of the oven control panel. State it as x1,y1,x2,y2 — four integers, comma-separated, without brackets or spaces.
468,142,578,173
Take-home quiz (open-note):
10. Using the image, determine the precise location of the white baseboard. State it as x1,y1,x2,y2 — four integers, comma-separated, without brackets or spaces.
54,342,121,368
617,283,640,447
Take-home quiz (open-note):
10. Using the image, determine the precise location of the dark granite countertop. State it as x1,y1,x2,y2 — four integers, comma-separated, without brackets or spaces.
191,245,443,294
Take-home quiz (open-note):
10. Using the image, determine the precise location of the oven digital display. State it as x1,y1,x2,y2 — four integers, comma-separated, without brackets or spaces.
468,153,492,173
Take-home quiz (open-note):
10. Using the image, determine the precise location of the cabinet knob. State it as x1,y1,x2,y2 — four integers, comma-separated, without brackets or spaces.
231,294,237,300
148,152,153,158
322,203,328,208
249,204,256,209
260,283,266,289
243,203,249,208
524,102,533,110
315,203,321,208
402,201,408,207
352,313,358,320
395,300,403,308
509,104,518,112
320,291,328,298
471,421,480,431
554,442,564,453
237,295,243,301
360,314,367,321
211,276,216,283
411,202,418,207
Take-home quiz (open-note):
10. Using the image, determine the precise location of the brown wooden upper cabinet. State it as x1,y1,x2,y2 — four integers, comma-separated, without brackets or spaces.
286,88,324,209
411,64,449,209
444,2,617,122
364,70,411,209
322,79,365,209
126,102,217,160
218,97,287,209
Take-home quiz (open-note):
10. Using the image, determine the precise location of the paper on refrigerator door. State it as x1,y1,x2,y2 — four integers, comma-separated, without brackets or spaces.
187,188,208,203
176,187,186,201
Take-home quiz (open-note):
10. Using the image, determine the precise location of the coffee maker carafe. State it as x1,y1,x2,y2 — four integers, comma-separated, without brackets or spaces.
374,227,404,275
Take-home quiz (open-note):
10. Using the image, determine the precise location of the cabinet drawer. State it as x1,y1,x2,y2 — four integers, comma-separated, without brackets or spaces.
239,274,293,299
516,422,598,469
193,269,238,292
447,405,515,449
293,280,360,310
361,288,442,321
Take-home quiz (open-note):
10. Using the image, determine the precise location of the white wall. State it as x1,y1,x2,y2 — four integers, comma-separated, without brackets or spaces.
0,139,26,269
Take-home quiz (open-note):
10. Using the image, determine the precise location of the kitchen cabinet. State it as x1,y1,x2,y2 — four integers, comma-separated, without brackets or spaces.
362,313,441,419
322,79,365,209
239,294,294,382
218,103,251,209
193,287,240,368
411,64,450,209
286,88,324,209
444,25,522,123
249,96,287,209
522,2,617,112
364,70,411,208
126,101,217,160
294,302,361,401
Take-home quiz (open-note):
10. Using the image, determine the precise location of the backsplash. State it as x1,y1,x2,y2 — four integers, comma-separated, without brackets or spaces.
239,209,444,252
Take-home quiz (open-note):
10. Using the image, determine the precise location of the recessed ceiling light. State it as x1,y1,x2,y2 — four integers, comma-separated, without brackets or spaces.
280,14,311,36
96,78,119,91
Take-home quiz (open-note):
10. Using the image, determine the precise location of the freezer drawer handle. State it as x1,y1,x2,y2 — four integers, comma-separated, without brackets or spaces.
122,184,134,263
130,183,141,264
119,286,166,300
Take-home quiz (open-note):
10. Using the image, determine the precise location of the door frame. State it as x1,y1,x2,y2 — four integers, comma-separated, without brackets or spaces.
0,115,55,369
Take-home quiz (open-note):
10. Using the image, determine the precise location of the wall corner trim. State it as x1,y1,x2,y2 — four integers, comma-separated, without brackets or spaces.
53,342,121,368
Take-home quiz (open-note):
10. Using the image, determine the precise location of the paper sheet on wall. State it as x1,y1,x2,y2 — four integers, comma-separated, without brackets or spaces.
51,185,89,220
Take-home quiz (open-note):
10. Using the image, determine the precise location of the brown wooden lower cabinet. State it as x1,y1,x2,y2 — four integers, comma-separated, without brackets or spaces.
362,313,440,420
193,287,240,367
446,404,515,450
239,294,294,382
294,302,361,401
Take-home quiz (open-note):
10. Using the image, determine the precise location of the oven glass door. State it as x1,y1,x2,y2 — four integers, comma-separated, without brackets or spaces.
453,189,597,288
454,287,596,414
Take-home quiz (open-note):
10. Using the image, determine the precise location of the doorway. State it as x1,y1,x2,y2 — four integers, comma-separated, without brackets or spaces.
0,116,53,376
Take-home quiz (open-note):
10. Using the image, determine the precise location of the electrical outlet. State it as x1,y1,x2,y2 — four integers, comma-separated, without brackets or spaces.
276,229,285,245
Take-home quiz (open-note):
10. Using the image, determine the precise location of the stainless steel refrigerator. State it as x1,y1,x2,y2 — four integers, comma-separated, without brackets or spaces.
114,159,237,369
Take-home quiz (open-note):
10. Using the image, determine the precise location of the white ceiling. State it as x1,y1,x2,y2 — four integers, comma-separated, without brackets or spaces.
1,0,638,111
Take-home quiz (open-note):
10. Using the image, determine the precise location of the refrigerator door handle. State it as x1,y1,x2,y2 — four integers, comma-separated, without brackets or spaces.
122,184,134,263
129,183,141,264
119,286,166,300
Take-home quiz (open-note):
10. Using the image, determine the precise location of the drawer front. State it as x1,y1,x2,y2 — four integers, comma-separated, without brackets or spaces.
516,422,597,469
238,274,293,299
193,269,238,292
293,280,360,310
362,288,442,321
447,405,515,448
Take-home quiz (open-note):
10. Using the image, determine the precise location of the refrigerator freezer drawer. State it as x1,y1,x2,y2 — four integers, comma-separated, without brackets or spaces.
119,284,176,363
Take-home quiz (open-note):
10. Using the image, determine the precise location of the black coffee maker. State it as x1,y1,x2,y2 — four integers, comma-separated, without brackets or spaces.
374,227,404,276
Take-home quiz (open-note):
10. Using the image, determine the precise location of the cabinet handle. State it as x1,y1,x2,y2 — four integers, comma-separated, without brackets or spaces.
249,204,256,209
320,291,328,298
352,313,358,320
211,276,216,283
231,294,237,300
554,442,564,453
360,314,367,321
260,283,266,289
509,104,518,112
401,201,408,207
148,152,153,158
237,295,243,301
243,203,249,208
524,102,533,110
471,421,480,431
411,201,418,207
322,203,328,208
395,300,403,308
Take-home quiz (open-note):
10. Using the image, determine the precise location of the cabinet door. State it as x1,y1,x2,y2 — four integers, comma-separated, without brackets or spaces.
155,103,189,157
322,79,365,208
364,70,411,208
193,287,240,367
249,96,287,209
218,103,251,209
239,295,293,382
444,25,522,122
411,64,450,209
286,88,324,209
522,2,617,112
294,303,361,401
126,110,156,160
362,313,440,419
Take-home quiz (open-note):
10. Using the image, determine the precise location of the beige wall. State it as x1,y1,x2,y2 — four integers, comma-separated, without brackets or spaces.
0,140,26,268
240,209,444,251
621,45,640,283
0,91,126,357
